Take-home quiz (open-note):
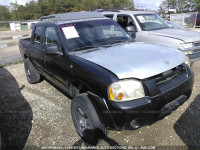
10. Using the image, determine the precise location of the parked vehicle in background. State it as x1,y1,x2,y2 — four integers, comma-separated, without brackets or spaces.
102,10,200,63
19,12,194,144
30,23,35,29
167,21,185,30
184,13,200,27
196,13,200,26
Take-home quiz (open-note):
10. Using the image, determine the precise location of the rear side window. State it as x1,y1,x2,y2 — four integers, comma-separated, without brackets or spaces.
44,27,59,46
34,26,42,46
104,14,114,19
117,15,135,29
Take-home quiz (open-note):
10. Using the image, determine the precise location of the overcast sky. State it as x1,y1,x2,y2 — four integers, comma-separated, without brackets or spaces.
0,0,163,10
0,0,33,6
134,0,163,10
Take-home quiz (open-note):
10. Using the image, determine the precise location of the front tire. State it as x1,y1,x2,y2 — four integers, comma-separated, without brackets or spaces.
24,58,41,84
71,93,107,145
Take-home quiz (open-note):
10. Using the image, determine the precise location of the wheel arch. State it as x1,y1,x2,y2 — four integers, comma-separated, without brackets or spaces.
71,79,95,95
70,79,117,129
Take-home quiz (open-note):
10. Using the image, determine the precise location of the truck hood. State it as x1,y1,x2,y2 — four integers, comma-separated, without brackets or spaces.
77,42,185,80
149,28,200,43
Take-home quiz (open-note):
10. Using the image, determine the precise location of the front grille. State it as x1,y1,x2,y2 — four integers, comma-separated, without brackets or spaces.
193,49,200,54
142,65,188,97
151,65,185,85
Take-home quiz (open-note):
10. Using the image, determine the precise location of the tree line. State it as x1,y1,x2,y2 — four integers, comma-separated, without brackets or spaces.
0,0,134,21
159,0,200,13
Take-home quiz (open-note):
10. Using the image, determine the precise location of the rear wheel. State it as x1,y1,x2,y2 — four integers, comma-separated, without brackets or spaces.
24,58,41,84
71,93,107,145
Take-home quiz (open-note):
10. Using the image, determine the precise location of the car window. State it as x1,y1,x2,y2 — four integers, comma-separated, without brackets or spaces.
117,15,135,29
104,14,114,19
44,27,59,46
102,24,124,38
34,26,42,46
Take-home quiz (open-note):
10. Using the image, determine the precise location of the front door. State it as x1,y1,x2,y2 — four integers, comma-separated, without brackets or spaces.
43,26,69,92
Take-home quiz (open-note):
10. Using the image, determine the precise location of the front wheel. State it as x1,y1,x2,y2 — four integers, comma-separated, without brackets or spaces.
71,93,107,145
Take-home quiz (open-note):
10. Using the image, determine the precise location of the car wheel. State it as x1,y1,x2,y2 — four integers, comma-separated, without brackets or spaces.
24,58,41,84
71,93,108,145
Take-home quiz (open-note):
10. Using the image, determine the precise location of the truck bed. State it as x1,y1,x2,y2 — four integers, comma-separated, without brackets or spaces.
19,38,32,58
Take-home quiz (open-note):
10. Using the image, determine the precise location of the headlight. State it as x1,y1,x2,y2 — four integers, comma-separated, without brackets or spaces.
184,50,193,55
108,80,145,102
178,43,193,50
185,56,190,67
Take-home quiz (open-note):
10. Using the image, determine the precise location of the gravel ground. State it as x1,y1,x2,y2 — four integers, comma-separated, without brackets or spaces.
0,61,200,150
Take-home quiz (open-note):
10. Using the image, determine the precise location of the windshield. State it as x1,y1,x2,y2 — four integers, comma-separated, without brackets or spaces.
59,19,132,51
135,14,170,31
167,21,184,29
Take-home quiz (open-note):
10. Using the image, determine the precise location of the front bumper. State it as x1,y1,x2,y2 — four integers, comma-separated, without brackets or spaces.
185,46,200,63
102,64,194,130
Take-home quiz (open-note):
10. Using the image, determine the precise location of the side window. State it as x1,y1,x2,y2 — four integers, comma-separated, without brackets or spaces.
102,25,124,38
104,14,114,20
117,15,135,29
44,27,59,46
34,26,42,46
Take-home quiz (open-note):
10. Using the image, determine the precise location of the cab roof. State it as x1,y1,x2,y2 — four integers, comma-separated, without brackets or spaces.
101,10,155,15
40,12,106,22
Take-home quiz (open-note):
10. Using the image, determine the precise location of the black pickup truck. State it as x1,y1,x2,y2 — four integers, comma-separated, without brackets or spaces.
19,12,194,144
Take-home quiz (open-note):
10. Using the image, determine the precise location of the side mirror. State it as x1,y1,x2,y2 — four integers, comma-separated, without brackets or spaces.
125,25,137,39
126,25,137,32
45,45,62,55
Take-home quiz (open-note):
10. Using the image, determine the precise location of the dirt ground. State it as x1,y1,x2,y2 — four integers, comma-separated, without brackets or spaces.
0,29,200,150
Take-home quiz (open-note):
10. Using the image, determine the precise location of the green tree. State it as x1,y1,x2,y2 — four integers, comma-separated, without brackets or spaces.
189,0,200,12
159,0,192,13
0,6,11,21
10,2,20,20
0,0,135,21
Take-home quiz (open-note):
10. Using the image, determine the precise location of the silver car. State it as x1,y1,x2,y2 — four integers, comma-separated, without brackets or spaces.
102,10,200,63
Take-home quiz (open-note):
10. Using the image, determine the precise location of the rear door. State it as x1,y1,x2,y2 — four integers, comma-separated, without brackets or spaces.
30,25,45,71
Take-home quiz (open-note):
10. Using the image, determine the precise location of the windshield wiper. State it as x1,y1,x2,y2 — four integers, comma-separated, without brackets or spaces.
72,45,98,52
107,40,126,45
150,27,170,31
104,40,132,46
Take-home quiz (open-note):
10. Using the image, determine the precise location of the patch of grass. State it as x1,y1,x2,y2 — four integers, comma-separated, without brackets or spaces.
0,27,10,31
0,60,24,68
